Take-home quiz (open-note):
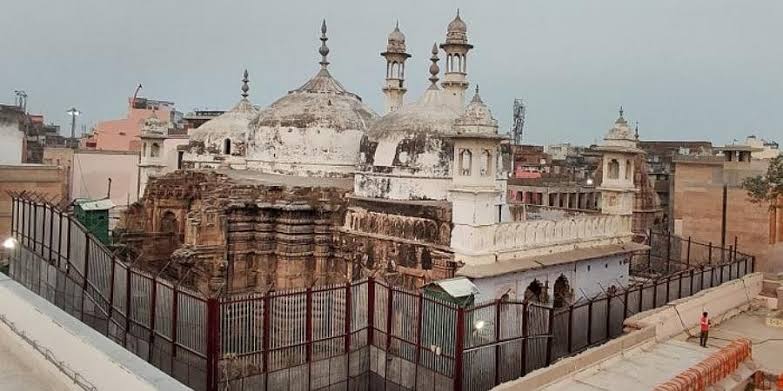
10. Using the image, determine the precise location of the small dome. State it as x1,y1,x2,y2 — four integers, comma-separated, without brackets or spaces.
605,114,635,142
384,22,408,55
247,68,378,177
444,11,469,46
388,23,405,44
356,89,461,200
454,87,499,135
190,98,257,147
448,13,467,33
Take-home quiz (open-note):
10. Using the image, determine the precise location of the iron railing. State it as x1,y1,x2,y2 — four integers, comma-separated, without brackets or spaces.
6,193,754,391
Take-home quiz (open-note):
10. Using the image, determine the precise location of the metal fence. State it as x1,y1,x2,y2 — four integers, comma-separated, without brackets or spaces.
6,194,754,391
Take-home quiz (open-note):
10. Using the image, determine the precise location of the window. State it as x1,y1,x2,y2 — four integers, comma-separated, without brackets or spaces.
607,159,619,179
223,138,232,155
625,160,632,180
177,151,184,170
480,149,492,176
150,143,160,158
459,149,472,176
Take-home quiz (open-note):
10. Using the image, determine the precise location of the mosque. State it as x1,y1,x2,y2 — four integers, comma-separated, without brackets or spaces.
119,13,647,307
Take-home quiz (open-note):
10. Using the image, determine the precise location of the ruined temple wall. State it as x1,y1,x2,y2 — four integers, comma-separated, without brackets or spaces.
338,197,456,288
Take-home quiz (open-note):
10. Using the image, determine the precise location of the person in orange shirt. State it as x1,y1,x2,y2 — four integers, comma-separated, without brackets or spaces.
699,311,711,347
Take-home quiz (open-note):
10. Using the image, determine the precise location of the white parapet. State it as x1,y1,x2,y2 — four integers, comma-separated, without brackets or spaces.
452,214,634,265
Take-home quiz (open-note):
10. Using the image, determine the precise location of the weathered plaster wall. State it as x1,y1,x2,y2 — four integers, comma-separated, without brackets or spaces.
0,121,24,165
469,254,631,304
72,150,140,207
451,214,634,265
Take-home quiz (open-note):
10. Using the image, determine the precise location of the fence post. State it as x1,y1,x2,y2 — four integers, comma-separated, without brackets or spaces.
605,297,612,340
415,292,424,385
638,285,644,313
689,269,695,295
567,305,574,353
367,278,375,346
205,297,219,391
124,266,132,347
495,299,502,386
666,231,672,274
647,229,653,272
306,287,313,364
586,300,593,345
708,242,713,264
108,259,116,325
386,287,393,352
653,280,658,308
344,282,352,383
80,235,91,321
454,307,465,391
148,277,157,363
521,302,528,377
686,237,691,267
751,256,755,273
170,284,178,373
665,276,670,303
546,306,556,365
262,293,271,391
48,205,54,263
623,290,629,319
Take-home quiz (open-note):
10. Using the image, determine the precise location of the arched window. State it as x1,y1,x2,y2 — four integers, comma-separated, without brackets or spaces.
480,149,492,176
150,143,160,158
607,159,619,179
625,160,632,180
524,279,545,303
223,138,232,155
458,149,472,176
553,274,573,308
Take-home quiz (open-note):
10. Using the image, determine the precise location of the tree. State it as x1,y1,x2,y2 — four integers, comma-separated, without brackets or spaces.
742,155,783,205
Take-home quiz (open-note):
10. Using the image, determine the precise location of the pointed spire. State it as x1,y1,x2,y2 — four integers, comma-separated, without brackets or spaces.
470,84,483,103
634,121,640,140
241,69,250,99
319,19,330,69
395,19,400,30
428,43,440,88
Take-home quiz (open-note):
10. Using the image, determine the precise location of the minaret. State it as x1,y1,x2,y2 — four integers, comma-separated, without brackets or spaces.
595,107,643,216
439,10,473,109
381,22,411,114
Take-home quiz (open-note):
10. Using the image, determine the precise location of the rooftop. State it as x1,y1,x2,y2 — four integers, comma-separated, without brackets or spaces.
0,273,190,391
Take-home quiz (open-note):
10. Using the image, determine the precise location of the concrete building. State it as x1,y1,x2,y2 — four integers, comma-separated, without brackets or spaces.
744,135,780,159
71,149,140,209
638,140,713,226
672,144,781,273
87,96,177,151
0,104,27,165
544,143,578,161
0,164,65,236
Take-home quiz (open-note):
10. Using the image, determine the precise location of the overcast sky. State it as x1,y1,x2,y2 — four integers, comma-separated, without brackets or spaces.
1,0,781,145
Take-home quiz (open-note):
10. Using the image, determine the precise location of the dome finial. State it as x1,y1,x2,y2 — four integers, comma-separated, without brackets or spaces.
241,69,250,99
319,19,330,69
471,84,483,103
618,105,624,118
428,43,440,88
634,121,640,140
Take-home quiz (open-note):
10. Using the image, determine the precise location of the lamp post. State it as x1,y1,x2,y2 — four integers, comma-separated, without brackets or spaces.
66,107,80,139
